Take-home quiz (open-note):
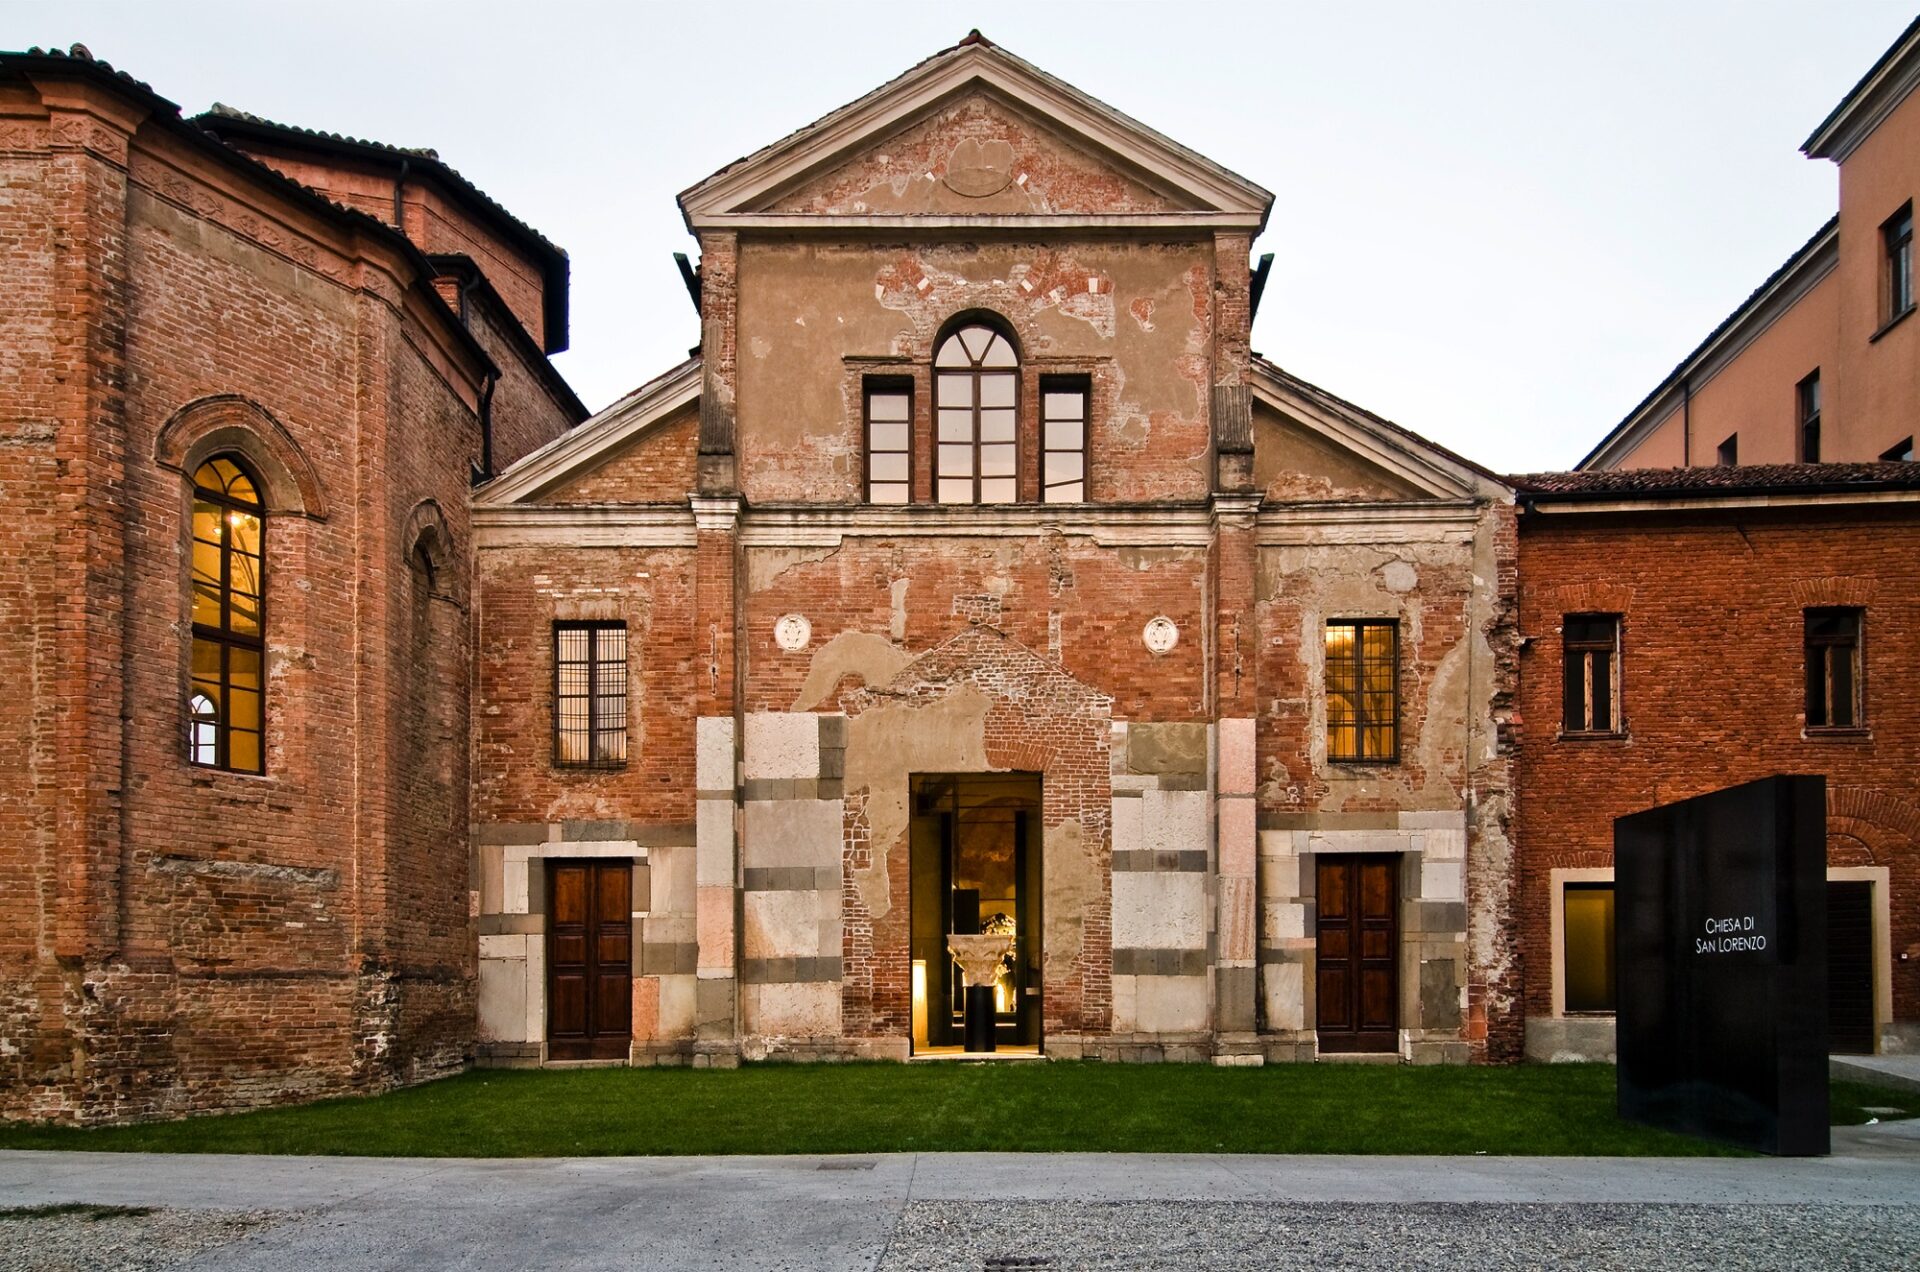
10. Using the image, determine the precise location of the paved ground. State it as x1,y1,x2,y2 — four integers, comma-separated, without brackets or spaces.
1,1121,1916,1270
1833,1051,1920,1095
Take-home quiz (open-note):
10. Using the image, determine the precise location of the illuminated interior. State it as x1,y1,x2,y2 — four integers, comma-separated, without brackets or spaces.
908,772,1043,1054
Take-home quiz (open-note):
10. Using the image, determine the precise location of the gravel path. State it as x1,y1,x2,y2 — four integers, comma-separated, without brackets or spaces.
0,1206,287,1272
876,1201,1920,1271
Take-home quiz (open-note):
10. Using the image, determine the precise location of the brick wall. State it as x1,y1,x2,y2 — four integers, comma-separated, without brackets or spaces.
1515,504,1920,1051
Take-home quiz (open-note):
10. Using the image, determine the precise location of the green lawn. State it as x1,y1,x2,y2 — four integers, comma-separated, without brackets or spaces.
8,1062,1908,1158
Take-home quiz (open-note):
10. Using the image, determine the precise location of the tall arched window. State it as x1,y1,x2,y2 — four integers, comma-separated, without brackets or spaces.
188,456,265,772
935,320,1019,504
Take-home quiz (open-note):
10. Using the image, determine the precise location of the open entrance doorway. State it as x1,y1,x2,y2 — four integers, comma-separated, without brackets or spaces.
909,773,1043,1055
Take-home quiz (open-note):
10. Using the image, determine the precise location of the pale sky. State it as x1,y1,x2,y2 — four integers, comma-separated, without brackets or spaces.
11,1,1915,471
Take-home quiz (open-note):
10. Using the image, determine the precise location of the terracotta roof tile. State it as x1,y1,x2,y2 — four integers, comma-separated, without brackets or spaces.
1512,463,1920,499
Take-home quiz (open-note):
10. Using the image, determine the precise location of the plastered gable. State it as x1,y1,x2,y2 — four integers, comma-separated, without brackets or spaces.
532,403,698,505
762,90,1182,217
1252,400,1424,501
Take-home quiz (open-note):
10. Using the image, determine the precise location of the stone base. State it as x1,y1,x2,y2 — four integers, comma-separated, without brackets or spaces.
1522,1015,1617,1064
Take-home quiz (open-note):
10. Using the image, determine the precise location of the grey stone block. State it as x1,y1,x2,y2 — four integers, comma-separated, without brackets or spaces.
633,823,698,847
1112,948,1209,977
1216,965,1256,1032
562,819,631,842
1111,849,1208,873
743,866,818,892
696,979,736,1037
1414,901,1468,934
474,822,549,846
478,914,545,936
1420,959,1462,1029
817,714,846,750
1127,722,1208,777
642,942,698,976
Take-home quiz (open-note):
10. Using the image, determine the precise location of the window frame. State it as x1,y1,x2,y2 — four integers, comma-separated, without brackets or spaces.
1715,433,1738,467
862,376,915,505
1884,201,1914,326
1882,436,1915,463
187,455,267,774
1039,373,1090,504
933,318,1021,506
1796,370,1822,464
552,620,630,770
1804,606,1865,734
1324,618,1400,764
1553,872,1617,1017
1560,613,1623,738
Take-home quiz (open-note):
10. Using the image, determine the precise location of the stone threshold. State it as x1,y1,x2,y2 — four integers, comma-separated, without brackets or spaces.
908,1048,1048,1062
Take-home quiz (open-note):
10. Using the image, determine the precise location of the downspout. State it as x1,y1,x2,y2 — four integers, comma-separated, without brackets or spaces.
474,369,497,485
1681,375,1692,466
392,158,410,231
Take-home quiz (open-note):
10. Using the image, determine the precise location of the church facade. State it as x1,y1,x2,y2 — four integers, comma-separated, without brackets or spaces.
3,31,1914,1123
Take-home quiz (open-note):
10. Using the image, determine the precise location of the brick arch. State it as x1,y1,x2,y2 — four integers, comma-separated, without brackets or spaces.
1827,831,1877,868
401,499,456,599
154,395,329,520
1791,576,1877,607
1830,784,1920,848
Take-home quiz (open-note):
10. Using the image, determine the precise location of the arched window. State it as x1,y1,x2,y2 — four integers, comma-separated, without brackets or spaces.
934,320,1019,504
188,456,265,772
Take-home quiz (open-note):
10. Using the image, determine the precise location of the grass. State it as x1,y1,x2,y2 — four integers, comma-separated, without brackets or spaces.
9,1060,1894,1158
1831,1078,1920,1125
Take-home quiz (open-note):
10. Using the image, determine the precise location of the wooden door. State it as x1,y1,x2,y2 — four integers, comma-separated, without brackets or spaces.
546,860,633,1060
1828,880,1875,1055
1315,855,1399,1053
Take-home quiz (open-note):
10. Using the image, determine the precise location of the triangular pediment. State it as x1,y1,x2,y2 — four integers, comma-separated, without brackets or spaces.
1251,360,1510,502
679,37,1271,230
474,357,701,506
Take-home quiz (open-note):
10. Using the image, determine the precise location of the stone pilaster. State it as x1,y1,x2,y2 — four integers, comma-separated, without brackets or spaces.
692,495,742,1063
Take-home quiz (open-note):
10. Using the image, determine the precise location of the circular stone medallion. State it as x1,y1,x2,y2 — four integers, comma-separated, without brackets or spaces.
773,613,812,652
1142,616,1179,655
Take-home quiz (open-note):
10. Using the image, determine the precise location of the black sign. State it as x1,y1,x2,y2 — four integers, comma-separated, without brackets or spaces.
1614,775,1829,1156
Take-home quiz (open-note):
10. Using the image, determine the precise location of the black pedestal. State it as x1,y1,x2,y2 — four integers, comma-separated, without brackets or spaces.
963,984,997,1053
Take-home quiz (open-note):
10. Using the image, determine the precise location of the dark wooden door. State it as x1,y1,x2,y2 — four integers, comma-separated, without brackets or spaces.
1316,855,1399,1053
546,860,632,1060
1828,881,1875,1056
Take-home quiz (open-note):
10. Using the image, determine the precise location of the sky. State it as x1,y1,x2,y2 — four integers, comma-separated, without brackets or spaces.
9,1,1916,471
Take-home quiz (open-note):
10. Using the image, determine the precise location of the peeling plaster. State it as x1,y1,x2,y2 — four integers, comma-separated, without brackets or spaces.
842,685,994,920
791,631,915,712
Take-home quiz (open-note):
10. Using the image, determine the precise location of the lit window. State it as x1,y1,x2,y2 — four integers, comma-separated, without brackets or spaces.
555,622,628,768
1563,883,1616,1013
1715,433,1738,467
1562,614,1621,735
1325,619,1397,762
935,321,1018,504
1797,371,1821,463
1040,377,1088,503
188,456,265,773
1804,607,1863,730
864,380,912,504
1884,202,1913,322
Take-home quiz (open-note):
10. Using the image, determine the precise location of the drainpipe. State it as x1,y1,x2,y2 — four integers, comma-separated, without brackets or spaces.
392,158,410,232
474,370,497,485
1681,376,1692,467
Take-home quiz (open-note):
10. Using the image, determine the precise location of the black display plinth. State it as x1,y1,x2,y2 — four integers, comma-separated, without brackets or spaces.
963,985,997,1053
1614,775,1829,1156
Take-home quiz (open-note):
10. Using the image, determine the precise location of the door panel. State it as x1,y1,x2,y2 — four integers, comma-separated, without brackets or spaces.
1316,854,1399,1053
1828,881,1875,1056
546,860,634,1060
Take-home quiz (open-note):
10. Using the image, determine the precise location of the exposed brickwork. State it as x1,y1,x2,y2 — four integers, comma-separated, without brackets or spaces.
0,58,575,1123
1515,505,1920,1040
534,407,698,505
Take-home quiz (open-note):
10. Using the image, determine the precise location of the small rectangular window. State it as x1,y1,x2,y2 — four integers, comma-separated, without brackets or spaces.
1716,433,1738,467
1883,436,1914,463
1797,371,1821,463
1325,619,1397,762
864,380,913,504
1885,202,1913,322
1040,376,1088,503
1563,883,1616,1013
555,621,628,768
1561,614,1621,735
1804,607,1863,730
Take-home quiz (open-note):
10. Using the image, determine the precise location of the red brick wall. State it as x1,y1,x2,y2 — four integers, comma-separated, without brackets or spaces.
1515,504,1920,1032
534,408,697,506
0,83,494,1122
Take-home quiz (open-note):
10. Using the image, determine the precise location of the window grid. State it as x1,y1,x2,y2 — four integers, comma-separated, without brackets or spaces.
1561,614,1621,735
1804,607,1863,731
934,322,1019,505
863,380,913,504
1797,370,1821,464
1040,376,1088,503
1885,203,1913,322
1325,620,1398,763
188,456,265,773
554,621,629,769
